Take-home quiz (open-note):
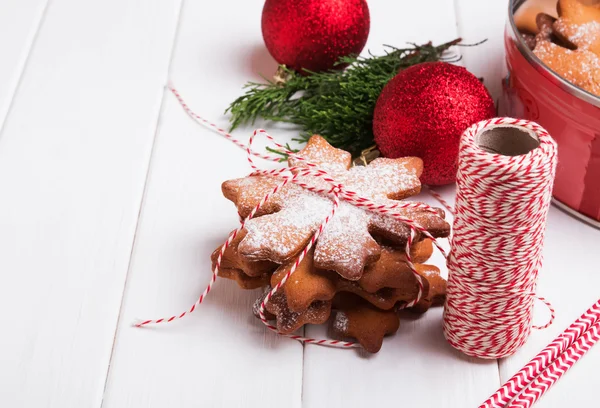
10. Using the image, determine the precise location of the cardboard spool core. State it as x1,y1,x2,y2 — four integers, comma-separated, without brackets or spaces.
476,125,540,156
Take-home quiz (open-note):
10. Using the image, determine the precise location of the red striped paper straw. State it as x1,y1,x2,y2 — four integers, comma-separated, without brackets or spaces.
480,299,600,408
508,319,600,407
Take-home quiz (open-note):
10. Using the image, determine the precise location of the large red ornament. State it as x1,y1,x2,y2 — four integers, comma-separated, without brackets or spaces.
373,62,496,185
261,0,370,73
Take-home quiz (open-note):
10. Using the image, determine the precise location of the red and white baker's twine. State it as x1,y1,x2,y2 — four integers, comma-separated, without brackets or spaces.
444,118,558,360
482,299,600,408
141,87,600,406
135,86,448,350
446,119,600,407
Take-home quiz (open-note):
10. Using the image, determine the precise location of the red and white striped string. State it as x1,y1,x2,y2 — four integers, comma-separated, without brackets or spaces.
424,185,454,217
481,299,600,408
151,86,600,405
134,85,448,349
169,84,275,162
443,118,558,360
446,119,600,406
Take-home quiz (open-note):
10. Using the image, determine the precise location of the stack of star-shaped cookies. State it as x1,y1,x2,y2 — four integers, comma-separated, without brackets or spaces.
212,135,450,352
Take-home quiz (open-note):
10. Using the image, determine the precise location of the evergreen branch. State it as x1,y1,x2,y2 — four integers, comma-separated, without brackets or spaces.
226,38,462,155
265,143,298,162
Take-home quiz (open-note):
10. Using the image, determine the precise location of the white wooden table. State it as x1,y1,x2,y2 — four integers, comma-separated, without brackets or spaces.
1,1,598,407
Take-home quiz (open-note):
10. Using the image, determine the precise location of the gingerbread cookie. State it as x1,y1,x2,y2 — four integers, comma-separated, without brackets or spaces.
218,268,269,289
514,0,559,34
329,264,445,352
270,247,336,312
517,1,600,96
331,293,400,353
411,264,447,313
222,135,450,281
269,241,433,313
252,288,275,321
554,0,600,56
534,12,600,95
340,263,444,312
216,135,450,352
253,287,332,335
211,229,278,289
211,229,277,277
259,254,446,339
358,240,433,292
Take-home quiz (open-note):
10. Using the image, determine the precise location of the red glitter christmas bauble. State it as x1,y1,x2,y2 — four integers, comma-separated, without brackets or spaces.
261,0,370,73
373,62,496,185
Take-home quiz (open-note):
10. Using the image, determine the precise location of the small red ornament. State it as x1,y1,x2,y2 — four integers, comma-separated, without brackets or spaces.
261,0,370,73
373,62,496,185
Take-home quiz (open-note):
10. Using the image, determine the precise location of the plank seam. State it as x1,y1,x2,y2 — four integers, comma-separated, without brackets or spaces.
0,0,52,140
450,0,467,65
496,358,502,387
98,1,186,406
301,326,306,407
451,0,464,41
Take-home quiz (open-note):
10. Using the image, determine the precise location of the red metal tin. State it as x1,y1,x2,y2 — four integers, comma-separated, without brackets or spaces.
501,0,600,227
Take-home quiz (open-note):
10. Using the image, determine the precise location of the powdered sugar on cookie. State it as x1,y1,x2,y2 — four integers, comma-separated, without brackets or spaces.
223,135,450,281
555,20,600,50
333,311,349,332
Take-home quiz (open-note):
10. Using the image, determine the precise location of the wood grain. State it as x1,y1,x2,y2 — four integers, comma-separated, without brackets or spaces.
101,1,303,407
105,2,501,407
453,0,509,102
2,0,598,406
0,1,182,407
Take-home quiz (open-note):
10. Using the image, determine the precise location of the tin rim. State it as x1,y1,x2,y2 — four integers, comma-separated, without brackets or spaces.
552,199,600,229
507,0,600,108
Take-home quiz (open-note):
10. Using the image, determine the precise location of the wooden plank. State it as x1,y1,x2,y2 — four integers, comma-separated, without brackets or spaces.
498,208,600,407
453,0,509,102
301,2,500,406
101,1,500,406
101,1,303,407
0,1,182,407
0,0,49,128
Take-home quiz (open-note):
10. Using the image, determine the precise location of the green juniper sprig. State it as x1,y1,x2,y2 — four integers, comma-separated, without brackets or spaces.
226,38,462,155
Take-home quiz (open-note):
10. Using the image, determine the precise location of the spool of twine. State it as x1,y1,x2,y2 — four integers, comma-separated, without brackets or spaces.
443,118,557,359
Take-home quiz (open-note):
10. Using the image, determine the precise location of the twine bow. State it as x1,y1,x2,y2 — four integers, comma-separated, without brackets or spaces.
135,86,448,349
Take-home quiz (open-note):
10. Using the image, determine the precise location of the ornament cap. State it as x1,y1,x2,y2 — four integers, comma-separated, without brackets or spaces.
273,65,291,86
352,145,380,167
